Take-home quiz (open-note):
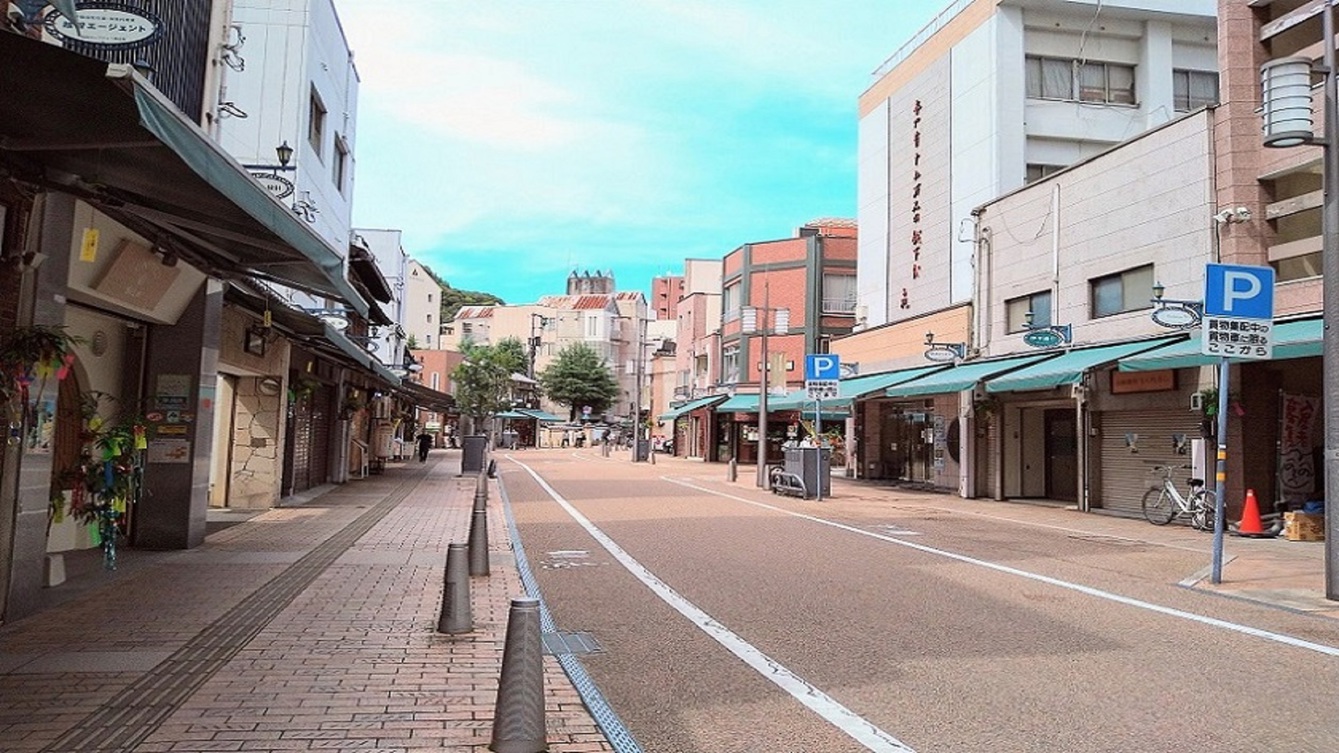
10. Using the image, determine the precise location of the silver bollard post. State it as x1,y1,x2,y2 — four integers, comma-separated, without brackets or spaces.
489,597,546,753
437,543,472,634
474,483,488,514
728,457,737,482
468,508,490,576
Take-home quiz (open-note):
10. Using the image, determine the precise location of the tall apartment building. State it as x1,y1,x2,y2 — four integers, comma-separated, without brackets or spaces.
856,0,1217,350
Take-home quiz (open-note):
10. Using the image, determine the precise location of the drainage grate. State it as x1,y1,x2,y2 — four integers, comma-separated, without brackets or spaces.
542,630,605,656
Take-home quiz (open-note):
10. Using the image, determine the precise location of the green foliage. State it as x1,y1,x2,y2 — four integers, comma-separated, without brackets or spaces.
494,337,529,375
538,343,619,420
451,341,517,423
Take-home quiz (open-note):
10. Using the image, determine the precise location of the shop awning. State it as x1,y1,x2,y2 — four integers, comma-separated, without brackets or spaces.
769,364,950,411
985,338,1179,393
884,353,1054,398
321,325,401,386
658,394,728,421
518,409,563,422
496,411,528,419
715,393,762,413
396,381,455,413
1118,317,1322,372
0,33,369,317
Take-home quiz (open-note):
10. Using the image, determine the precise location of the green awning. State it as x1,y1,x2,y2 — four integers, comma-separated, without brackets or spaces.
769,364,950,410
715,393,761,413
1118,317,1323,372
322,325,401,386
519,409,563,422
659,394,728,421
986,338,1178,393
0,34,369,316
884,353,1054,398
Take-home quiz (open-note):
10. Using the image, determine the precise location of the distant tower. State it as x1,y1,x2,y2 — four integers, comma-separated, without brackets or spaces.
567,269,616,295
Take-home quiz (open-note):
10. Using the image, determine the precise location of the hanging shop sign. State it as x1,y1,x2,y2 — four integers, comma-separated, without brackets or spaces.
44,3,164,50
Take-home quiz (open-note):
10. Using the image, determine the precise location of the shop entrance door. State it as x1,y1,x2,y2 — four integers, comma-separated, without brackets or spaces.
882,410,933,482
1044,409,1078,501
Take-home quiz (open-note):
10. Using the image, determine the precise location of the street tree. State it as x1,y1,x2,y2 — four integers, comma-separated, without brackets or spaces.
539,342,620,421
452,341,517,434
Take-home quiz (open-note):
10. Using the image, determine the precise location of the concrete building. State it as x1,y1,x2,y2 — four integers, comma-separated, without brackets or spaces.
403,260,443,349
855,0,1217,349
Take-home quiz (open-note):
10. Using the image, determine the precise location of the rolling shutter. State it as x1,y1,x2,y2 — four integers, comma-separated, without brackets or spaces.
1096,410,1202,517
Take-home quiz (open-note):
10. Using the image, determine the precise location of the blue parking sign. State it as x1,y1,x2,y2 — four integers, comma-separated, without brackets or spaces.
1203,264,1274,320
805,354,840,381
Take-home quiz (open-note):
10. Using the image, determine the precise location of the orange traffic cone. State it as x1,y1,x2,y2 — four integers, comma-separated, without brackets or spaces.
1235,489,1273,538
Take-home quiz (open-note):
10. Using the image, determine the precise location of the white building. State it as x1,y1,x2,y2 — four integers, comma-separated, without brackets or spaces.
213,0,360,310
403,260,443,349
856,0,1217,333
353,228,411,367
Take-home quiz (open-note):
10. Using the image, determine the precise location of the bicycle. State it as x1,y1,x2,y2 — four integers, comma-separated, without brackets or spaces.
1141,464,1216,530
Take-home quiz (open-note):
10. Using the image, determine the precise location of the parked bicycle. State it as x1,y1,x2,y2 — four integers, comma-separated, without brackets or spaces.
1141,464,1216,530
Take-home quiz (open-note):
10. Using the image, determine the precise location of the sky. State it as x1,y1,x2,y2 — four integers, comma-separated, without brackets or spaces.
336,1,948,306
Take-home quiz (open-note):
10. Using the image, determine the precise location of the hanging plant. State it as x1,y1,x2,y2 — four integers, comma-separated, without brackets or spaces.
0,325,82,443
972,395,1000,418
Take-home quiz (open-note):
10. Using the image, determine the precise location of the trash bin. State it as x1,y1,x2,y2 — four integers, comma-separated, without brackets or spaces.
461,435,488,474
783,446,831,499
633,439,650,462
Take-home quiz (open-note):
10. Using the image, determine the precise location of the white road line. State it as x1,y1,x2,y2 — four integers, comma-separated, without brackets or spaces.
667,477,1339,659
513,459,915,753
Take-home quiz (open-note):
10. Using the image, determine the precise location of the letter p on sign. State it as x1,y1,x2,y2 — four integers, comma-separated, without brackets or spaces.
1204,263,1274,320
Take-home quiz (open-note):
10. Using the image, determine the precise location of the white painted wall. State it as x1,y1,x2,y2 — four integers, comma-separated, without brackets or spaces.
856,101,890,327
214,0,359,293
403,260,441,349
979,110,1213,355
949,15,1003,304
355,228,409,366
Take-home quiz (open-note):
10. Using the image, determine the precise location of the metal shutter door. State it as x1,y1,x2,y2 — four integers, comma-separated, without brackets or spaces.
290,398,312,493
1097,410,1202,517
308,384,333,486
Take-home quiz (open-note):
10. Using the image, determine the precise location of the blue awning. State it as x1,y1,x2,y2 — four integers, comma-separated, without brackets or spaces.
1118,317,1322,372
658,394,728,421
884,353,1054,398
986,338,1179,393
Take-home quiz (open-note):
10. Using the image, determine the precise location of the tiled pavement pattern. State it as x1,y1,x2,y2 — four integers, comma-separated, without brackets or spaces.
0,454,614,752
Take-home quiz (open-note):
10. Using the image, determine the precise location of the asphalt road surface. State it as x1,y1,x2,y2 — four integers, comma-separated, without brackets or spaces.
502,449,1339,753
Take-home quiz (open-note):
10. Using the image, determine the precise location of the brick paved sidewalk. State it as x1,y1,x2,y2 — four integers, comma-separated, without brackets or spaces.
0,452,615,752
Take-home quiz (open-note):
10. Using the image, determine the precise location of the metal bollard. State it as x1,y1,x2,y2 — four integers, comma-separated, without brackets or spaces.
474,483,488,514
477,471,489,500
489,597,546,753
437,543,472,634
727,457,737,482
468,508,490,576
650,447,656,465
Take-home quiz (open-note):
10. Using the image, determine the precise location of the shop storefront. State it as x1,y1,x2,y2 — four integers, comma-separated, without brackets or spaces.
658,394,727,459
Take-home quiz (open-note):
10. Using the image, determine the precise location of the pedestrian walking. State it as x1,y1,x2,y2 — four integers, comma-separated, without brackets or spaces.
416,431,432,462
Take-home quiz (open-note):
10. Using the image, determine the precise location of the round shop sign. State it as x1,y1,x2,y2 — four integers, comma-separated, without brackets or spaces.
923,345,959,363
252,173,295,201
1023,329,1064,349
44,3,164,50
1151,306,1199,329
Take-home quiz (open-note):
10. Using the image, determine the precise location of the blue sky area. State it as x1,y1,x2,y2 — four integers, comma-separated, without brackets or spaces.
338,1,948,306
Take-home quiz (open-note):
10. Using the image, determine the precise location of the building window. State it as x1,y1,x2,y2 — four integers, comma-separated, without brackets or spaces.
427,293,433,303
431,372,440,390
722,345,740,384
722,283,740,322
1090,265,1154,318
1006,291,1052,333
1173,69,1219,112
1026,56,1135,105
427,313,433,323
308,87,327,159
332,134,349,192
1025,164,1063,184
1274,252,1321,282
821,274,858,313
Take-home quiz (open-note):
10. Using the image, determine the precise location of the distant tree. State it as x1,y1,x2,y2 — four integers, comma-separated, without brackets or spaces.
494,337,529,376
415,263,506,323
451,342,515,431
405,334,419,350
538,343,620,421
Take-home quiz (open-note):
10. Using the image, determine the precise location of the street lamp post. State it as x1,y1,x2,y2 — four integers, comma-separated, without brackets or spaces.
744,283,788,488
1259,10,1339,600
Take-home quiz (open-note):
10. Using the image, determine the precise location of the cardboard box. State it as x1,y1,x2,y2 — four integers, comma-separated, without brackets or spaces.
1284,511,1325,542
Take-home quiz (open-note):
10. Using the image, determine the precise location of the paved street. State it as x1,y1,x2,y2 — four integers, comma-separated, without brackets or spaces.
505,449,1339,752
0,452,612,753
2,446,1336,752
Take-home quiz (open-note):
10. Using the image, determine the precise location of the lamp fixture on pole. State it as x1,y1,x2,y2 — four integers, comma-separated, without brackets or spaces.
923,332,967,363
1260,9,1339,601
1148,281,1204,329
1020,310,1073,349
